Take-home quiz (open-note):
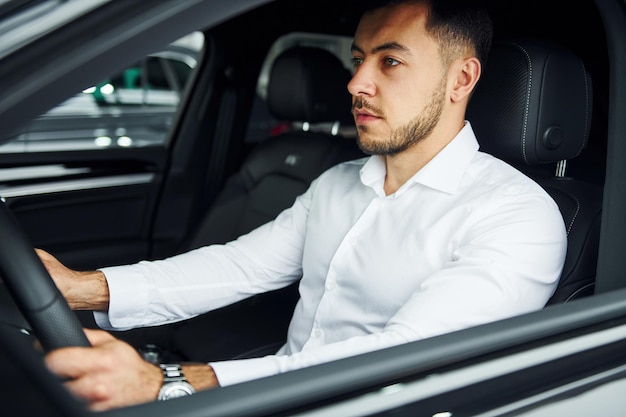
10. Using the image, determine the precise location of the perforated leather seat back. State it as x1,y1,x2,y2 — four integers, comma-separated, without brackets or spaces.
467,39,601,304
183,46,363,251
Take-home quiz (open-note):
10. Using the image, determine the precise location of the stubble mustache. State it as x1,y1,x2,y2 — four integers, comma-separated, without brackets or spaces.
352,97,384,118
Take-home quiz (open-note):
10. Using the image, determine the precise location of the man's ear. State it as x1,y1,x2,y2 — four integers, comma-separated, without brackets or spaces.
450,57,481,103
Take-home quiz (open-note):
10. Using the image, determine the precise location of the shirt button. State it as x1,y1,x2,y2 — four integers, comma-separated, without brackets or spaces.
326,280,337,291
312,329,322,338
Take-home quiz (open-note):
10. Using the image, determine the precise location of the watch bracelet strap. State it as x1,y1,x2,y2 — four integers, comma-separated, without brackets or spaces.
160,363,188,383
158,363,196,401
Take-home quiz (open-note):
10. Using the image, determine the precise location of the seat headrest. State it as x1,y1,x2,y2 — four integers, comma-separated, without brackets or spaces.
266,46,353,124
467,39,592,166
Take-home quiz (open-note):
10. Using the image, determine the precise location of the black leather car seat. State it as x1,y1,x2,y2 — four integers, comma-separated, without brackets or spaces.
171,46,364,362
467,39,602,305
182,46,362,250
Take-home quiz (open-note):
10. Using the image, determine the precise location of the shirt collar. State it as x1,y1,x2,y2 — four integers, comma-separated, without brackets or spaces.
360,121,480,196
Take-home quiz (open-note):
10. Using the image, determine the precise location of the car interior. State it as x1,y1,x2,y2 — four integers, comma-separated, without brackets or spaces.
0,0,619,415
104,28,606,364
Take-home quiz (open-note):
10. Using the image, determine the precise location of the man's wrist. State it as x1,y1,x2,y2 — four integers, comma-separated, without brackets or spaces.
181,363,220,391
70,269,110,311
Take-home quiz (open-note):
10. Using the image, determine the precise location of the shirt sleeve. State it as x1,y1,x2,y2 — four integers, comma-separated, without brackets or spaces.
209,330,410,387
94,183,315,330
210,190,567,386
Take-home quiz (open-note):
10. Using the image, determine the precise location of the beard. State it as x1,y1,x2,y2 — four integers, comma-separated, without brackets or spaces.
354,76,446,156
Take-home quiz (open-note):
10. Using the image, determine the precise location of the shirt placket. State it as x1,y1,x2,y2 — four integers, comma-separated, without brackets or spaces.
302,197,383,349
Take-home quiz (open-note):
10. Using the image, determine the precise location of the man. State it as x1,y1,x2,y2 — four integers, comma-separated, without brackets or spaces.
42,0,567,411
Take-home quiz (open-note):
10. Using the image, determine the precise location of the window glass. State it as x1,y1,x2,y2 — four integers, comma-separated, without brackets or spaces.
0,31,204,153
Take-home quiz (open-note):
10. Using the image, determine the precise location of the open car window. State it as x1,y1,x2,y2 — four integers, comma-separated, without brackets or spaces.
0,31,203,152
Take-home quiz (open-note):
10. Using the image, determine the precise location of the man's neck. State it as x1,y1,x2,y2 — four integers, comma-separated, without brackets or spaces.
382,121,465,195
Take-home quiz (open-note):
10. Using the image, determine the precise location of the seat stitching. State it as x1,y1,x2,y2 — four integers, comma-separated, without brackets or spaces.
511,41,532,165
566,197,580,236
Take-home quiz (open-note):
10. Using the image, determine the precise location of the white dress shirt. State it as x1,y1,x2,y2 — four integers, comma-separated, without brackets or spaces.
96,122,567,386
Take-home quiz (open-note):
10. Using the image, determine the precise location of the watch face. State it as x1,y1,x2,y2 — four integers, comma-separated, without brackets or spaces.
159,382,195,400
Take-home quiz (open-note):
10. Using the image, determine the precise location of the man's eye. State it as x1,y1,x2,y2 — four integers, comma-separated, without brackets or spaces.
351,57,363,67
385,57,400,66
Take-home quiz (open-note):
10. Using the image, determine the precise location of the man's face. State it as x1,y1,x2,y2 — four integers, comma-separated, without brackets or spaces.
348,2,448,155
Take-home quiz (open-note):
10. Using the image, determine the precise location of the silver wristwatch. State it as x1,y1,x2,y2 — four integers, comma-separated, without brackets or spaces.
157,364,196,401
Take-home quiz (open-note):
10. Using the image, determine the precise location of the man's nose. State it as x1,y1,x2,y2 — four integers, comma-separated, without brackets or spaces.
347,65,376,98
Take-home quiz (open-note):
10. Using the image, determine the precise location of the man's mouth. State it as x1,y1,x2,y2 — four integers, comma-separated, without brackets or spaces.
353,109,379,124
352,98,382,124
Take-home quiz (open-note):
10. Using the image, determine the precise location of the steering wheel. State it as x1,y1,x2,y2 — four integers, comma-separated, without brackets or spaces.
0,201,90,350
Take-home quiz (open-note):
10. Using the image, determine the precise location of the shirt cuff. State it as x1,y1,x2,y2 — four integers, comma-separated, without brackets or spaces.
94,264,151,330
210,356,283,387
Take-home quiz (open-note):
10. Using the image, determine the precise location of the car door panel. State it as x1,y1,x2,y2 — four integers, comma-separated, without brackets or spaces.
0,150,166,270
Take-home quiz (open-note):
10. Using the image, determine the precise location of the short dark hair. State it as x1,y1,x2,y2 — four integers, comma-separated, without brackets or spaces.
360,0,493,68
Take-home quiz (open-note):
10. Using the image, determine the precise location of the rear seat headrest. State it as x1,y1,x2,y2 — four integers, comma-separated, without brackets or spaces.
267,46,353,124
467,39,592,166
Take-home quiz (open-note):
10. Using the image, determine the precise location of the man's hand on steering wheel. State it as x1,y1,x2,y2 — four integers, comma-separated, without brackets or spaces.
45,328,163,412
